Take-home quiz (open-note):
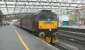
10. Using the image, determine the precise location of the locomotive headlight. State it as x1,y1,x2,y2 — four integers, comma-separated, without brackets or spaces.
49,29,52,31
39,32,45,38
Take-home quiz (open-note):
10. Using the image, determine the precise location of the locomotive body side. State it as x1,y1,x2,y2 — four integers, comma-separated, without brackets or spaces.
19,14,35,32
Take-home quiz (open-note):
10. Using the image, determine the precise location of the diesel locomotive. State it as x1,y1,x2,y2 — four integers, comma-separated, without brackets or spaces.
16,10,59,43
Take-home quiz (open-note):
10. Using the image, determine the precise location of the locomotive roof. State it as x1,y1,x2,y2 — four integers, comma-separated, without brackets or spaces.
41,10,51,12
34,10,52,15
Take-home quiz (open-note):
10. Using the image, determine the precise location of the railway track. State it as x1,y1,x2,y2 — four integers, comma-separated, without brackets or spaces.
55,31,85,50
58,38,85,50
51,40,79,50
56,31,85,45
51,43,68,50
57,35,85,45
58,30,85,38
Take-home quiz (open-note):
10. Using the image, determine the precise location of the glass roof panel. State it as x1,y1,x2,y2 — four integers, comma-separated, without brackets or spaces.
0,0,85,15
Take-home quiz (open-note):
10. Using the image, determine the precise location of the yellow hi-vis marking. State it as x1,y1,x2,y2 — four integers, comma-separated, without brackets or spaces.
15,30,29,50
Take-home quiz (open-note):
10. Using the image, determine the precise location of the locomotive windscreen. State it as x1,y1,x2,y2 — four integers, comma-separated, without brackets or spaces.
37,10,57,20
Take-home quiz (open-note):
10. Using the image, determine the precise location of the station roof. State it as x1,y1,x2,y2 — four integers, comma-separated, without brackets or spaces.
0,0,85,15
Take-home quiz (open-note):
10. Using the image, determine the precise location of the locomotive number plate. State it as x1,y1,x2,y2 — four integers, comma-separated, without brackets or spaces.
39,21,58,29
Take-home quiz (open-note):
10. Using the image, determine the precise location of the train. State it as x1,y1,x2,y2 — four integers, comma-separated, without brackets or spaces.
0,10,4,25
16,10,59,43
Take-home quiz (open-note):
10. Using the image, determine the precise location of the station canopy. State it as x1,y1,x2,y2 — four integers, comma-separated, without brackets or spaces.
0,0,85,15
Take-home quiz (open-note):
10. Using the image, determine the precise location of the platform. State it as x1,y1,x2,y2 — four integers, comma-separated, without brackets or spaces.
59,25,85,33
0,25,59,50
60,25,85,29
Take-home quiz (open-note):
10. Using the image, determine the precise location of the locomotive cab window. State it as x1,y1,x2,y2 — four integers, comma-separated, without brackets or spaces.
37,10,57,21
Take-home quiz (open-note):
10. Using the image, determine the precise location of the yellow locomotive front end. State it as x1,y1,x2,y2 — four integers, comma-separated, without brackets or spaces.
38,21,59,43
